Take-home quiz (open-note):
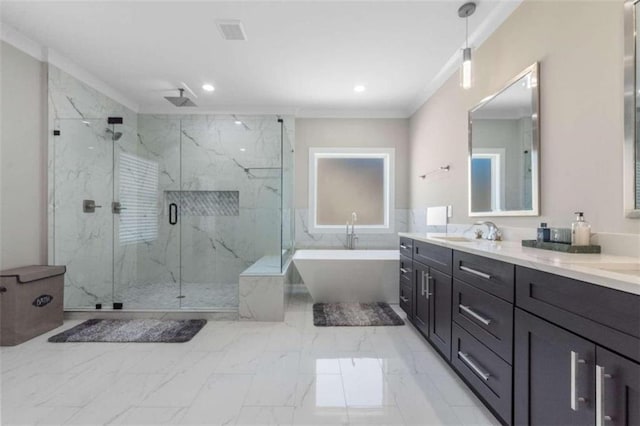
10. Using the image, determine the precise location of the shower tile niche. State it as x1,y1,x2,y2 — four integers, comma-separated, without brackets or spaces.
165,191,240,216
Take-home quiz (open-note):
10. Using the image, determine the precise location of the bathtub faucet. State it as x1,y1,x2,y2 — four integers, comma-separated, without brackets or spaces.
346,212,358,249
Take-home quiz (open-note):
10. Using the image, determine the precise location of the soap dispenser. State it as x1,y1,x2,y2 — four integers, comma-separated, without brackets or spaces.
571,212,591,246
537,223,550,243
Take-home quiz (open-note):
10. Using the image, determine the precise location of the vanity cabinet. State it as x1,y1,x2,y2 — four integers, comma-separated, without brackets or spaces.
427,267,453,359
398,236,639,426
413,241,453,360
515,266,640,362
514,308,596,426
453,251,515,302
451,250,515,425
452,322,513,423
398,254,413,319
595,347,640,426
398,239,452,360
453,279,513,362
399,237,414,259
412,261,452,359
514,266,640,426
412,261,429,336
514,309,640,426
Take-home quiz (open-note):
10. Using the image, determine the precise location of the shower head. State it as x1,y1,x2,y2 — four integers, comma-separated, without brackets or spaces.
165,88,197,107
106,128,123,141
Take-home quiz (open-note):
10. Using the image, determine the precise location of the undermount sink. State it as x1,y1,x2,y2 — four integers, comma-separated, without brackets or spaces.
570,262,640,277
431,236,474,242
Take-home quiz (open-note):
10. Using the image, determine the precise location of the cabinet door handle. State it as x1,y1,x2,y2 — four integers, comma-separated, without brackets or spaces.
460,265,492,280
400,244,412,250
458,351,490,381
421,271,426,297
459,304,492,326
426,274,432,299
596,365,613,426
570,351,587,411
400,267,410,274
400,296,410,303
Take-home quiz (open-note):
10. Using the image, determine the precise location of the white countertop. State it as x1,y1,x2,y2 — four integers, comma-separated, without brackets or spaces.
399,232,640,296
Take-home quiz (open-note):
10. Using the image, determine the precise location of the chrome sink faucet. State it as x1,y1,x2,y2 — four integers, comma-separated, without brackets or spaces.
474,221,502,241
346,212,358,249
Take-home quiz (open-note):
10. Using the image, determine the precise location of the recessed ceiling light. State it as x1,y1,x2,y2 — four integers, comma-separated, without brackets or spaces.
240,148,246,152
354,85,366,93
202,84,215,92
234,120,243,125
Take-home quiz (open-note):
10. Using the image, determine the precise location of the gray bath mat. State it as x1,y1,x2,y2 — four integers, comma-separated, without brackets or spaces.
48,319,207,343
313,302,405,326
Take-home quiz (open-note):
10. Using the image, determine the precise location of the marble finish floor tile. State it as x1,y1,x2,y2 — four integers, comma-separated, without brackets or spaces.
0,289,498,425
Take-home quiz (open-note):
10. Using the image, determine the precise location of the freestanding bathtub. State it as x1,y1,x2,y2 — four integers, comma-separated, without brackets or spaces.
293,250,399,303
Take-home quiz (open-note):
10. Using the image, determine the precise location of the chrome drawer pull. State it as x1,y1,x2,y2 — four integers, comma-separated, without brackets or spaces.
400,296,410,303
460,265,492,280
596,365,613,426
459,304,492,326
458,351,490,381
570,351,587,411
400,244,413,250
400,267,410,274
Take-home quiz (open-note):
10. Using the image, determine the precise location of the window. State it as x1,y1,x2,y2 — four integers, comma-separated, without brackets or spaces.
118,153,159,245
470,148,505,212
308,148,394,233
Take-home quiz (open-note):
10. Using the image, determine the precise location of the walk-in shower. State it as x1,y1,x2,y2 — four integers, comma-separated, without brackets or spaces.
50,112,294,312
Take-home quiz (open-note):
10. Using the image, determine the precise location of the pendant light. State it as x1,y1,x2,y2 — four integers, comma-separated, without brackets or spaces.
458,2,476,90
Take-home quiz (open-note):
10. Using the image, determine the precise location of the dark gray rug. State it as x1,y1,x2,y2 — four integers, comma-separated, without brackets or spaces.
313,302,405,326
48,319,207,343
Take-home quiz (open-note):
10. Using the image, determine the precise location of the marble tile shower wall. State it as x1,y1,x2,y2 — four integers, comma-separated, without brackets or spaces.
294,209,410,249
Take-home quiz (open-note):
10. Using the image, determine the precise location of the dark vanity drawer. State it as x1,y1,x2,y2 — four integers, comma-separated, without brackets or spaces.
414,240,452,274
399,237,414,259
453,279,513,363
453,251,514,302
399,255,413,285
452,322,512,425
516,266,640,362
399,281,413,318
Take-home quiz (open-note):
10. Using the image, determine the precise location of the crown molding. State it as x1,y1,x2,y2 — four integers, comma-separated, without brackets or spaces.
1,22,140,112
138,104,409,118
406,0,523,116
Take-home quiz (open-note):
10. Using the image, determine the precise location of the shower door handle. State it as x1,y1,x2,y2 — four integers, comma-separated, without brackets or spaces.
169,203,178,225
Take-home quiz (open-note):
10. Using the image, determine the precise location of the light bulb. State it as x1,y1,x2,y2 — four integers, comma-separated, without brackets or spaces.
460,47,472,90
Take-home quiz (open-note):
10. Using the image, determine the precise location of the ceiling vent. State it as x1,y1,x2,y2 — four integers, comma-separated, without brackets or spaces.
216,20,247,41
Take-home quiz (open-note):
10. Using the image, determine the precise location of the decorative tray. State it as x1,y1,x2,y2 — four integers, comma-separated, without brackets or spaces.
521,240,601,254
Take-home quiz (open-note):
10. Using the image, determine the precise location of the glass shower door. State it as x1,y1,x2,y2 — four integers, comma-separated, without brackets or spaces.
114,116,182,310
178,117,282,309
53,118,114,309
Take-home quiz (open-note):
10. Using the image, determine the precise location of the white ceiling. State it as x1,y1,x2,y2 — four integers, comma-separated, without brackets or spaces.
0,1,520,117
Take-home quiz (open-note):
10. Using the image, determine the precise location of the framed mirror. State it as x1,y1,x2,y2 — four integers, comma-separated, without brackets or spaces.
468,63,540,217
624,0,640,218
